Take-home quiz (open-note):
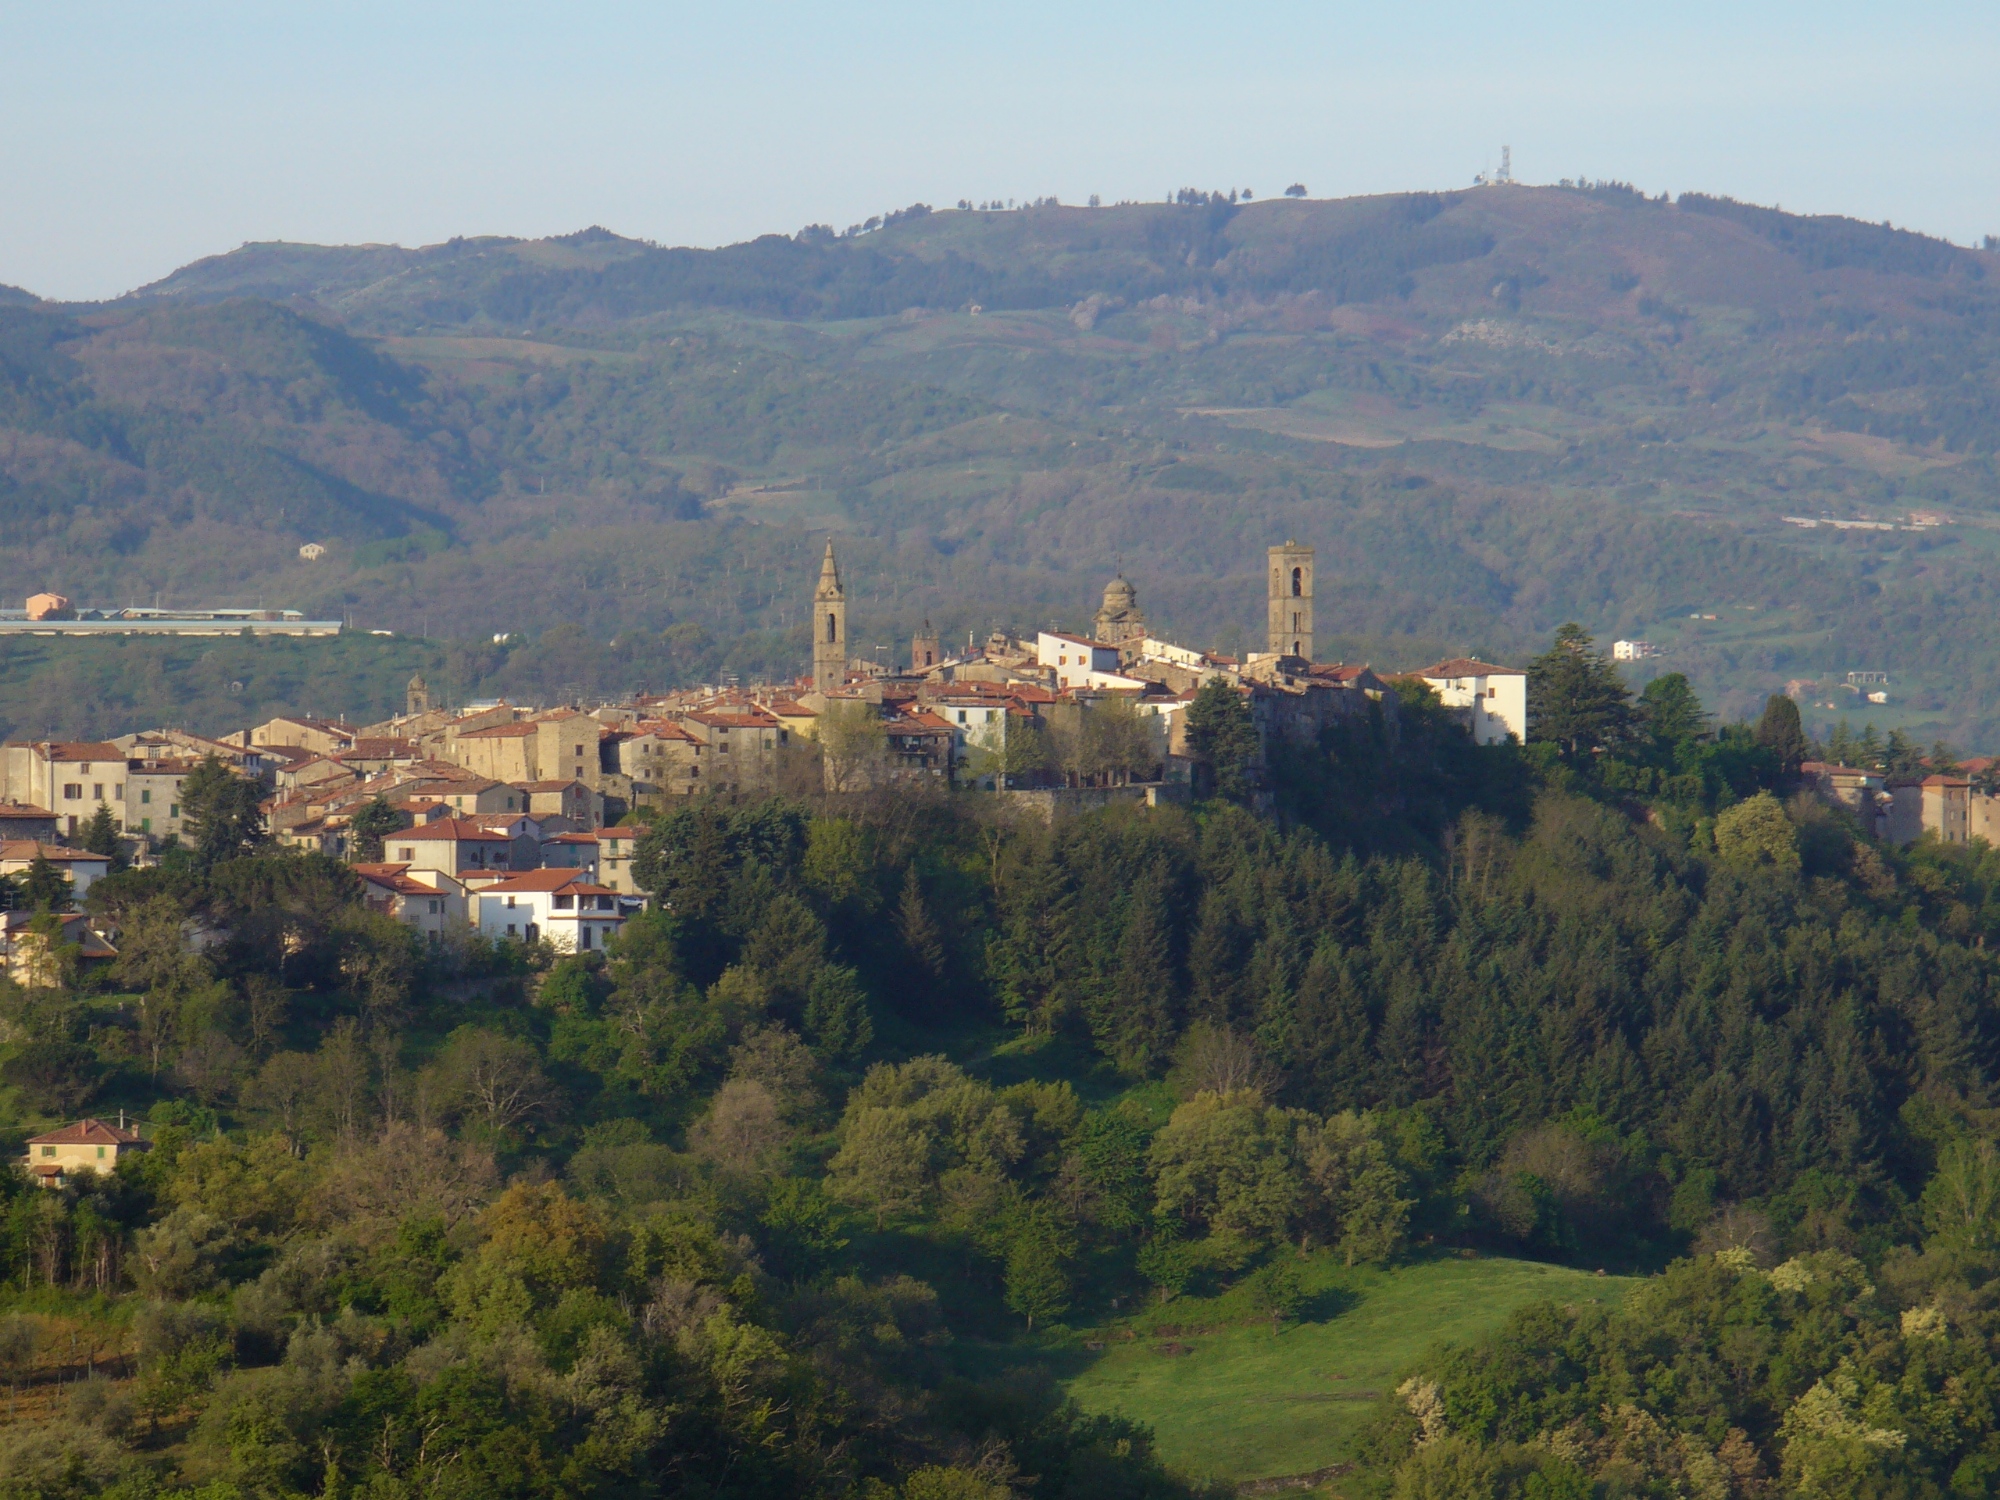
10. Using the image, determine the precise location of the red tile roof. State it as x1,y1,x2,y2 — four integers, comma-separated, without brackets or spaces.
0,841,107,864
351,863,448,896
26,1118,144,1147
396,819,511,843
46,742,124,762
456,721,539,739
339,738,420,760
1419,658,1523,678
481,869,618,895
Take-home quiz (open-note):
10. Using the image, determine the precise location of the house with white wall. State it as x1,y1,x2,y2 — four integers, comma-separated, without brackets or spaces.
1417,659,1529,745
473,869,625,953
351,863,469,944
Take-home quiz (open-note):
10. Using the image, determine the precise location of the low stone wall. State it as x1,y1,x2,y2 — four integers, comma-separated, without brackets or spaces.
999,783,1188,823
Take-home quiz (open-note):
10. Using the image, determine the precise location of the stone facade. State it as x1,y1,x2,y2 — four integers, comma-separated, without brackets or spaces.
812,541,847,694
1267,540,1314,660
1093,576,1147,646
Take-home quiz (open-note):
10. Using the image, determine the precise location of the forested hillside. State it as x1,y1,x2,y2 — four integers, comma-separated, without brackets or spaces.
3,669,2000,1495
7,187,2000,742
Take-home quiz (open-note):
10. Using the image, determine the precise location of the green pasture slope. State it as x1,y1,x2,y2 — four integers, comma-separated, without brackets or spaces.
1062,1254,1642,1488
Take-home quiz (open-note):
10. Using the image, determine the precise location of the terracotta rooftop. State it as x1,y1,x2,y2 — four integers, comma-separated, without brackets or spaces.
481,869,618,895
0,841,108,863
351,863,448,896
44,742,124,762
688,710,780,728
396,819,511,842
456,721,540,739
26,1118,145,1147
1419,658,1524,678
339,738,420,760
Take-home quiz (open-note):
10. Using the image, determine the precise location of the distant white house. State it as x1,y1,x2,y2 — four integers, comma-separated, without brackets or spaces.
1035,631,1148,691
473,869,624,953
298,543,327,561
1612,640,1657,661
1418,659,1528,745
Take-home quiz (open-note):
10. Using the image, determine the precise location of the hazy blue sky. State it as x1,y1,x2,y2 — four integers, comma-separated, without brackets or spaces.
6,2,1998,301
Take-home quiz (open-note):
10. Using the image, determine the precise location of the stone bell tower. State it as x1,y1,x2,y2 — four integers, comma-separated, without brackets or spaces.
911,619,940,673
1267,540,1313,660
406,671,432,716
812,539,847,693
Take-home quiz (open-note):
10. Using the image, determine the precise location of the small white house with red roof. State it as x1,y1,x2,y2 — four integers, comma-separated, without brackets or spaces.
351,863,469,943
0,841,112,899
473,869,625,952
20,1116,148,1186
1418,658,1528,746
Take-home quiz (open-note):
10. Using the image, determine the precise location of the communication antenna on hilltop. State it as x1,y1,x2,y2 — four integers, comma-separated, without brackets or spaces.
1474,145,1515,188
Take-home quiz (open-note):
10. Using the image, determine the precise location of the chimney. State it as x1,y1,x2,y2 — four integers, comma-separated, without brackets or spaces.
118,1109,125,1131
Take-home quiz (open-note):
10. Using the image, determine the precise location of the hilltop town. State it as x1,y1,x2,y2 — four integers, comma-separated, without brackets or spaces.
0,541,1535,966
3,531,1992,988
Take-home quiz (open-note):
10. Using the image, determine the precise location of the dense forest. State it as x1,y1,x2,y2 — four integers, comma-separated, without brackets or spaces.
7,186,2000,744
3,644,2000,1496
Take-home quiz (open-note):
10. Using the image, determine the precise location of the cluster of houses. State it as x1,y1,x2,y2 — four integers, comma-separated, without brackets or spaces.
0,540,1541,972
1799,759,2000,848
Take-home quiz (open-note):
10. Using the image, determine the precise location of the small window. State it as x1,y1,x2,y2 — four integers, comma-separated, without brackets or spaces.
506,922,517,936
40,1146,54,1158
598,895,613,911
169,804,179,818
580,927,593,951
63,784,81,800
554,894,574,910
96,1146,106,1159
93,784,103,800
397,847,414,861
141,818,152,832
140,789,152,804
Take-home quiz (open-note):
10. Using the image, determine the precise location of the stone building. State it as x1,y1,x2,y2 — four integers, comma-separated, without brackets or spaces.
911,620,941,672
1267,540,1314,659
812,540,847,694
1093,575,1147,646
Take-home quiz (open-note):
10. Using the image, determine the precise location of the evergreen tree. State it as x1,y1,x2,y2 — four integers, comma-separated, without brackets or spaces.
78,803,125,868
178,754,268,866
1526,624,1633,758
1884,727,1926,778
1752,693,1810,777
1638,673,1709,745
894,865,947,985
1185,679,1259,803
1094,866,1181,1073
22,852,72,913
348,795,404,862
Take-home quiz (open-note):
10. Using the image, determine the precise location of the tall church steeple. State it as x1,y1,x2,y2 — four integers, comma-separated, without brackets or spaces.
1267,539,1314,660
811,539,847,693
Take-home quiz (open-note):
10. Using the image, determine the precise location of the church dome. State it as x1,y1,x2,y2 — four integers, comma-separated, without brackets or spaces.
1101,575,1137,609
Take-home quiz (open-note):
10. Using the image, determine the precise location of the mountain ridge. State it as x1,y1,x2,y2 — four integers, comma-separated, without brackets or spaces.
3,185,1999,744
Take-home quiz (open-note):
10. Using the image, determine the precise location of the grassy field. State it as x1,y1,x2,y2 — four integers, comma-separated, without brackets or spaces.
1058,1254,1642,1488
